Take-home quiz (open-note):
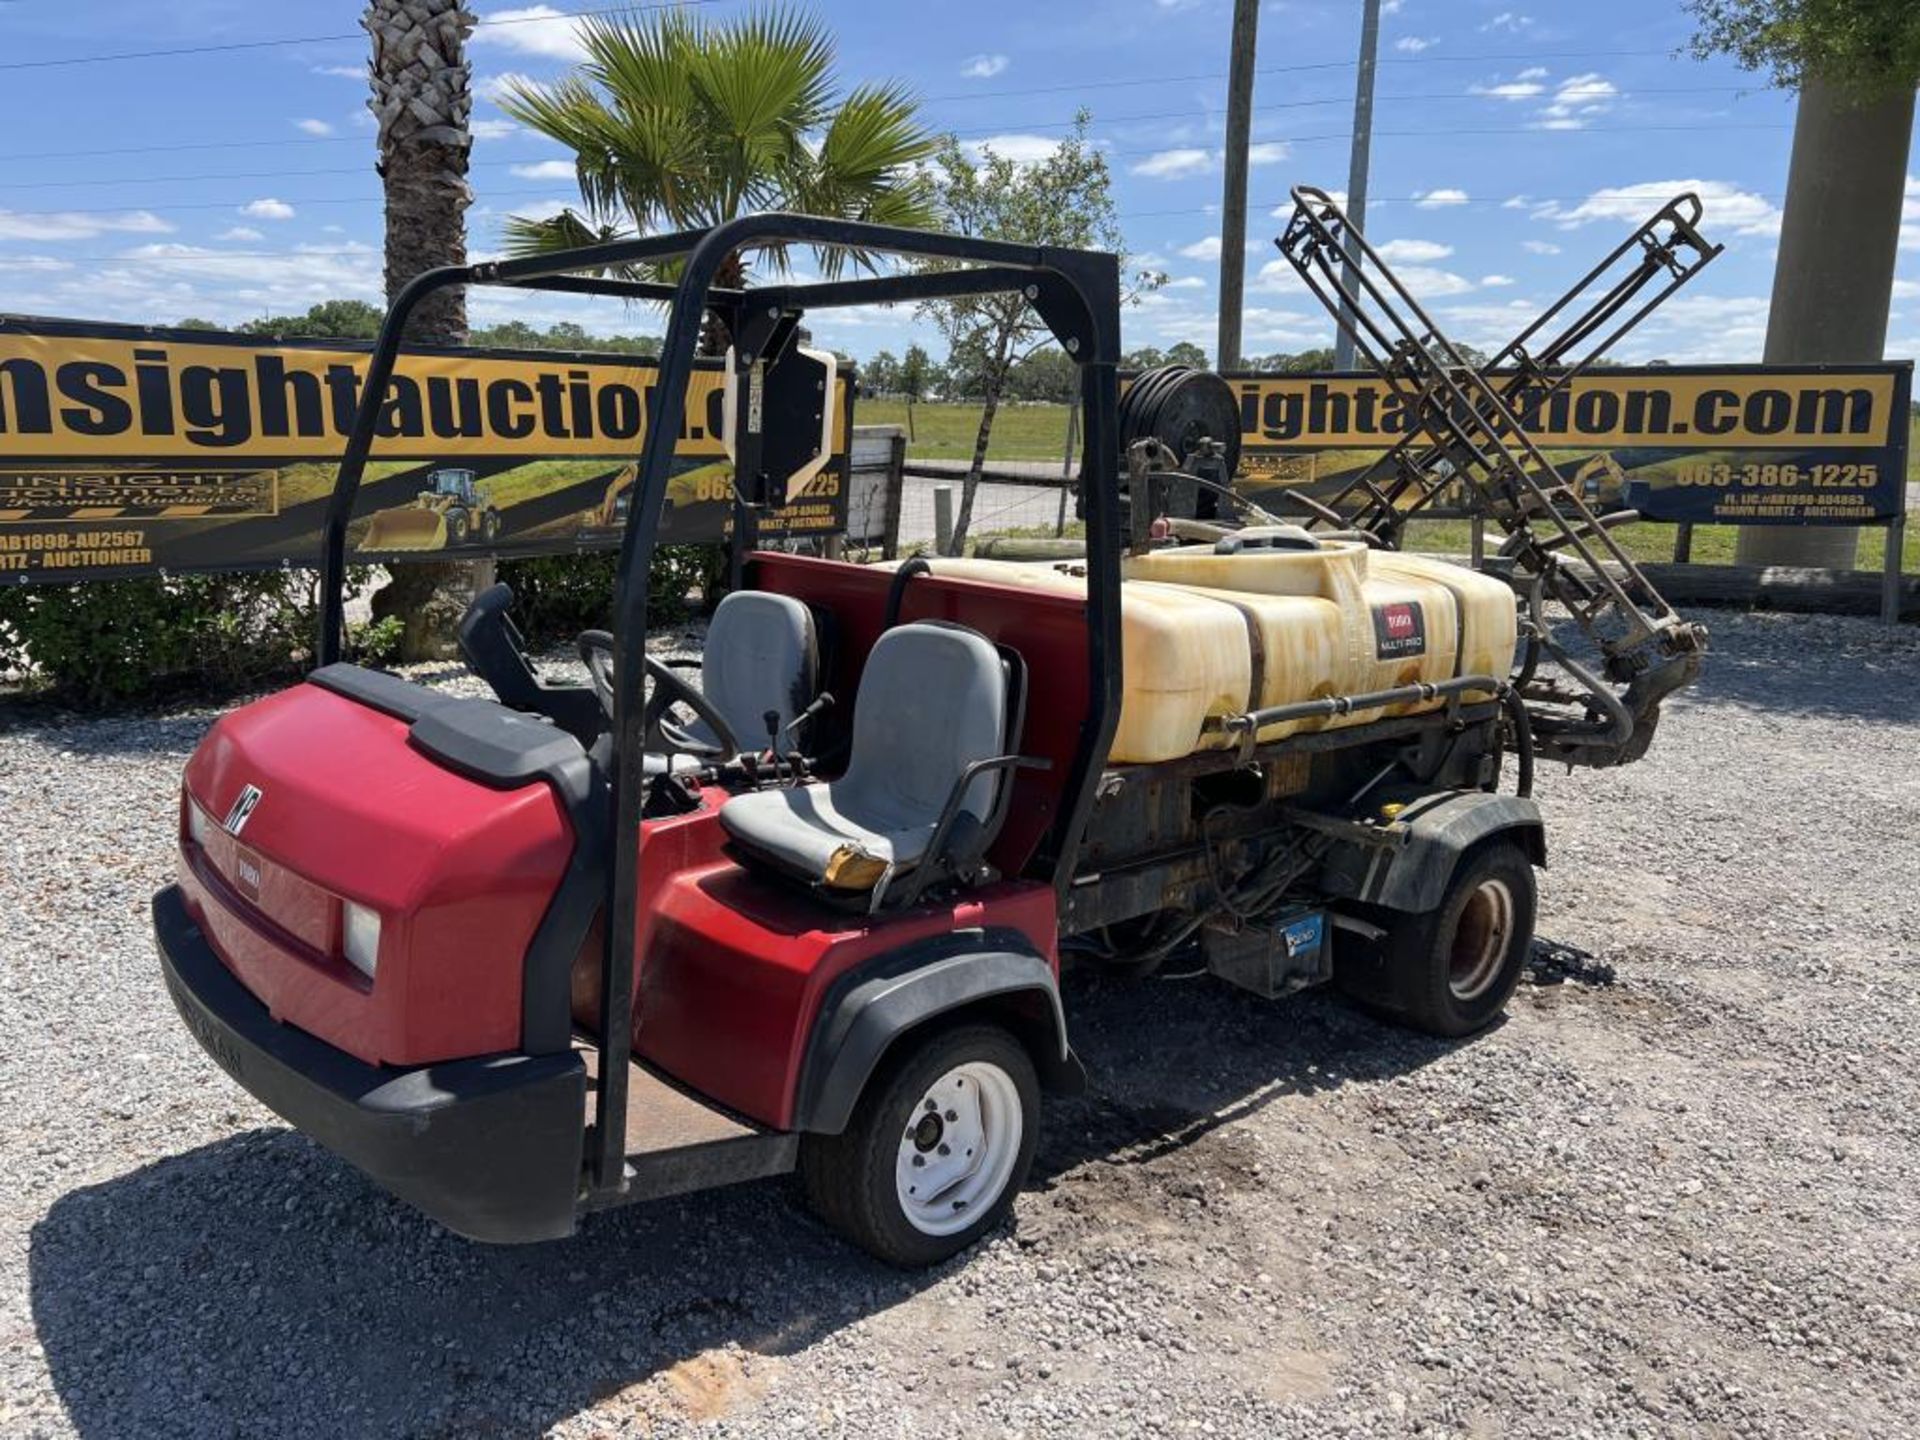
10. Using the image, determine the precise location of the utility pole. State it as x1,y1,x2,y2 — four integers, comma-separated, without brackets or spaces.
1215,0,1259,373
1333,0,1381,373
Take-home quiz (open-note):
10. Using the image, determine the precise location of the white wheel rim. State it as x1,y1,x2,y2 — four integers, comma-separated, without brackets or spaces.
1449,876,1515,1001
894,1061,1024,1237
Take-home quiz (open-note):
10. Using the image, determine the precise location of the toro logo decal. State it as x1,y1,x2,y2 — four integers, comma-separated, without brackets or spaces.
222,783,262,836
1372,602,1427,660
232,847,265,904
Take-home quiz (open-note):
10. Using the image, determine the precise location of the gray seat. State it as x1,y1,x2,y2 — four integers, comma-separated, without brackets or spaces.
651,590,819,761
718,622,1014,904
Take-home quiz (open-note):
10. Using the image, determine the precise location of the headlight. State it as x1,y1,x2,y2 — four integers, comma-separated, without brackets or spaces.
342,901,381,981
186,798,212,850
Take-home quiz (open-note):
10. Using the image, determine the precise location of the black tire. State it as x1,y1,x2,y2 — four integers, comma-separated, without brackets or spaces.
444,508,470,546
1334,839,1536,1038
481,509,502,542
798,1023,1040,1268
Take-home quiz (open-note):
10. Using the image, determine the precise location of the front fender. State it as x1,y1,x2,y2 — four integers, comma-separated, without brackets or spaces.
794,940,1076,1135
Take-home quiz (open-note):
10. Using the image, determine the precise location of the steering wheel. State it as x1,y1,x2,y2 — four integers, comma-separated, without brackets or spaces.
576,631,743,760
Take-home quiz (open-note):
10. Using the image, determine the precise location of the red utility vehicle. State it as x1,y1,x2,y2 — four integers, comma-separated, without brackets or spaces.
156,200,1716,1264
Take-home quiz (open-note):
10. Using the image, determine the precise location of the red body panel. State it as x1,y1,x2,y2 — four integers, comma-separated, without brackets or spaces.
180,683,573,1067
630,792,1059,1127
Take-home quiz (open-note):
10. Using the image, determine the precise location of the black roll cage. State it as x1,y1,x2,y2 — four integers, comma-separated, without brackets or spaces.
315,212,1124,1202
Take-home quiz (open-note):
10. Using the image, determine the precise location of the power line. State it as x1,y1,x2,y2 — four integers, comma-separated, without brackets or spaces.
0,0,733,71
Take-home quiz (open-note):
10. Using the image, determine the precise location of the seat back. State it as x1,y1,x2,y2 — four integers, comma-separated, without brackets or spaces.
836,622,1009,832
697,590,818,755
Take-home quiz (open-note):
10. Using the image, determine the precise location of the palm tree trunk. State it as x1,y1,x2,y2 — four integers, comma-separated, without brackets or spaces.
364,0,477,658
1734,73,1915,571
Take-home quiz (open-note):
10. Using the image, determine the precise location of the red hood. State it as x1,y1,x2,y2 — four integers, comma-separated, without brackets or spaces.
180,680,575,1066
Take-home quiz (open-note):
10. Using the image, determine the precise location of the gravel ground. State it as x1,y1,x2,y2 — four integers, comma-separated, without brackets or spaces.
2,609,1918,1439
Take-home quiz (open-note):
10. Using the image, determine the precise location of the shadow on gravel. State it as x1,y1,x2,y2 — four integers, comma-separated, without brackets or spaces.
28,966,1465,1440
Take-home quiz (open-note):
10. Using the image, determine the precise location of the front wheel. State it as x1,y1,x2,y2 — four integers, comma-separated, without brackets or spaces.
1335,839,1537,1037
799,1024,1039,1267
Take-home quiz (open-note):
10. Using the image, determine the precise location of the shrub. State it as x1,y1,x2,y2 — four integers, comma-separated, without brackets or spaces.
0,546,728,710
497,545,724,644
0,572,316,707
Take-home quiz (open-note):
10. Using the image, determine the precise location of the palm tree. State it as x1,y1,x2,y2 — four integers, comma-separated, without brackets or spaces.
365,0,476,345
498,5,936,341
363,0,476,657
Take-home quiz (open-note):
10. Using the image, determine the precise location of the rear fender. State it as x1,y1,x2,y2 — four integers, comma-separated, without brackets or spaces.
794,935,1079,1136
1322,791,1545,915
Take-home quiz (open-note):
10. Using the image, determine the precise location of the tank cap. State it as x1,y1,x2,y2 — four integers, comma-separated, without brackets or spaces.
1214,524,1320,555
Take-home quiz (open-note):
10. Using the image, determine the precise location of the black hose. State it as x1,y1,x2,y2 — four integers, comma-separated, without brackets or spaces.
1500,686,1535,799
883,555,931,628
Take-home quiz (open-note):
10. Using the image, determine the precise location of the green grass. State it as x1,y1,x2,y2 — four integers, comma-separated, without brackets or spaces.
1398,517,1918,573
859,399,1075,462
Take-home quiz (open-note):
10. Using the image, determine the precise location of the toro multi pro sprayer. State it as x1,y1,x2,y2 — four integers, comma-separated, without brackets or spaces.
156,193,1718,1265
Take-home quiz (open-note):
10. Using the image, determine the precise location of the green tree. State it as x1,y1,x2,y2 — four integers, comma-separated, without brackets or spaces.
862,348,902,395
239,299,386,342
498,5,936,346
1687,0,1920,570
918,114,1159,551
1164,341,1209,368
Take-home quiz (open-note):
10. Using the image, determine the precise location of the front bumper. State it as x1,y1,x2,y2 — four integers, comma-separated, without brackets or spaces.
154,885,586,1244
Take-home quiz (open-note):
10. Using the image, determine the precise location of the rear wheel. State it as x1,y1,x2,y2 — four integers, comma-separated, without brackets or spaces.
1335,839,1536,1037
480,508,502,542
799,1023,1039,1267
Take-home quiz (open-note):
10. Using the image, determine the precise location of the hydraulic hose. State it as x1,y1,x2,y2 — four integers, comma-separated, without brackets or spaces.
1499,686,1535,799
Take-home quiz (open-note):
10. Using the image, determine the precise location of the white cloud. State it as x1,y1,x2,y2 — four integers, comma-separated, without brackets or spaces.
313,64,365,80
965,134,1064,166
1395,36,1437,54
217,226,265,242
1415,188,1469,208
1536,73,1619,130
1480,274,1517,287
510,158,576,180
1134,148,1214,180
1482,11,1532,32
0,255,73,273
241,197,296,221
1376,238,1453,263
1890,278,1919,299
1247,142,1291,166
1522,239,1561,254
1538,180,1780,238
1472,78,1547,101
1164,275,1207,289
1397,266,1475,297
1249,257,1307,295
1597,292,1773,363
960,54,1008,79
1902,175,1920,250
0,208,172,242
1179,235,1222,261
470,118,519,141
478,71,540,106
470,5,587,62
294,118,335,137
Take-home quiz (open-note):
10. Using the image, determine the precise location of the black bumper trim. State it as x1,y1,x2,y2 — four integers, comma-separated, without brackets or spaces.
154,885,586,1244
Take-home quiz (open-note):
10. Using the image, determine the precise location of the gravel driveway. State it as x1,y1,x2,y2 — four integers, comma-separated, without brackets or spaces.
2,610,1917,1438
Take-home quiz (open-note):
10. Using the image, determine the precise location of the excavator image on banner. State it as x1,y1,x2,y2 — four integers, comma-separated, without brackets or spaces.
362,467,504,551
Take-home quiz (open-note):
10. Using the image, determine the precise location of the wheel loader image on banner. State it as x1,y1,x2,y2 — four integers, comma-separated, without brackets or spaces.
362,466,503,551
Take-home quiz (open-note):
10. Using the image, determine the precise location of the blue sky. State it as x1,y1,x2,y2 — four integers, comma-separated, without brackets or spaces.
0,0,1915,366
